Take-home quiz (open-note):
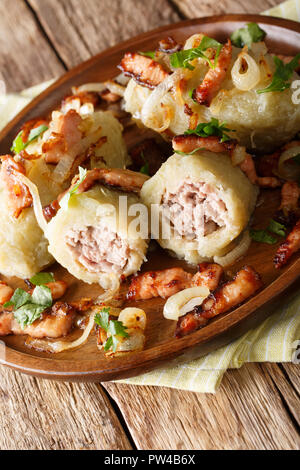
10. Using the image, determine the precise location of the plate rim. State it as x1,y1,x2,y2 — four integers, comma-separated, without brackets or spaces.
1,14,300,381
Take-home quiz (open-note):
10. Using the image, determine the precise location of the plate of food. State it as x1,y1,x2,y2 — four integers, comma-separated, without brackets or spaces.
0,14,300,382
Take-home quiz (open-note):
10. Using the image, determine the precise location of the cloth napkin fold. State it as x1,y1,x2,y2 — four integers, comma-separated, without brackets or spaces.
0,0,299,393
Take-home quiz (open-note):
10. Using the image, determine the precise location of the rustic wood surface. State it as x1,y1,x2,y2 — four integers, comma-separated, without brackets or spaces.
0,0,299,450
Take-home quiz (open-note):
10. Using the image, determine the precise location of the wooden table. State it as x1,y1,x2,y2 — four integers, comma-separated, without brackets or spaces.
0,0,299,450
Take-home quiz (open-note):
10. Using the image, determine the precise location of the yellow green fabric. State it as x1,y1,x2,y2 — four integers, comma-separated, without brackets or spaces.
0,1,299,393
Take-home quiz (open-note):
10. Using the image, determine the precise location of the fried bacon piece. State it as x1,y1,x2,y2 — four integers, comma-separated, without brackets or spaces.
158,36,181,54
275,181,300,227
28,281,68,301
119,52,169,89
274,218,300,268
127,267,193,301
280,181,300,214
0,155,33,218
100,89,121,103
20,118,48,144
74,167,149,194
44,168,149,222
239,153,281,188
43,199,60,222
42,109,83,164
0,282,13,305
192,263,223,291
62,91,100,108
126,263,223,301
173,134,236,154
0,302,75,338
193,40,232,107
175,266,263,337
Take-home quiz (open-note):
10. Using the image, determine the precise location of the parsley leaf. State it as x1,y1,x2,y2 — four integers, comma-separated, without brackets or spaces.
170,36,222,70
139,51,156,59
268,219,286,237
31,285,52,308
231,22,266,48
4,283,53,329
184,118,234,142
60,166,87,210
10,131,25,154
4,288,31,309
10,124,48,154
257,54,300,94
250,229,277,245
30,272,55,286
95,307,128,353
140,162,150,175
14,304,47,330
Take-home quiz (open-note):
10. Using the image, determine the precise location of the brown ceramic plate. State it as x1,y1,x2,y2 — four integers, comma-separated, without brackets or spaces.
1,14,300,382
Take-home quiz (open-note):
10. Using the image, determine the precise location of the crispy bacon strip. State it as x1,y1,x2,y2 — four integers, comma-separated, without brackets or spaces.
173,134,236,154
158,36,181,54
0,155,33,218
193,40,232,107
274,218,300,268
175,266,263,337
20,118,48,144
279,181,300,214
62,91,100,108
0,282,14,305
28,281,68,301
239,153,281,188
119,52,169,89
44,168,149,222
0,302,75,338
42,109,83,164
192,263,223,291
43,199,60,222
127,267,193,301
127,263,223,301
74,168,149,194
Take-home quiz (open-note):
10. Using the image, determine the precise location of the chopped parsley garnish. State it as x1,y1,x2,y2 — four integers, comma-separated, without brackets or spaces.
231,22,266,48
184,118,234,142
188,88,196,100
139,51,156,59
60,166,87,210
10,124,48,154
95,307,128,353
139,151,150,176
267,219,286,237
30,272,55,286
140,162,150,175
170,36,222,70
4,281,53,329
257,54,300,94
250,229,277,245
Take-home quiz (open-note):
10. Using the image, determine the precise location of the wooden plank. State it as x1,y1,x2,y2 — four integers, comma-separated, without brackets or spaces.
171,0,284,18
27,0,180,69
0,365,132,450
104,363,300,450
261,364,300,426
0,0,64,92
282,363,300,395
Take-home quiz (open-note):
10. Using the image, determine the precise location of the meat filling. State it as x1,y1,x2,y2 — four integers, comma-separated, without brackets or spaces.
65,225,130,274
162,180,228,239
